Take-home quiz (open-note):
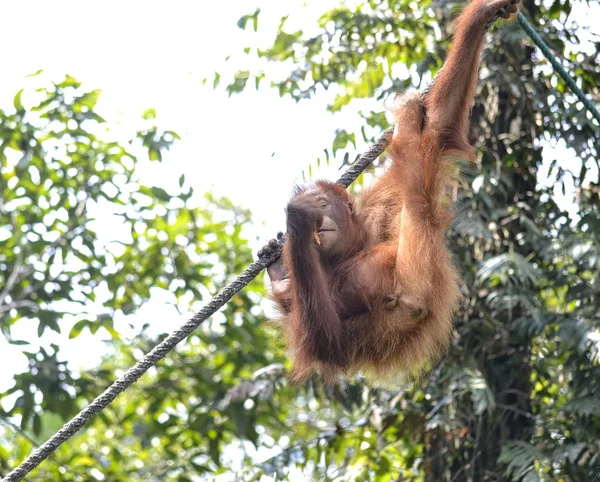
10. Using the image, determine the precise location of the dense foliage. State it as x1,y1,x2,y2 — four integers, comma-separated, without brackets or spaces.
1,0,599,481
0,76,277,480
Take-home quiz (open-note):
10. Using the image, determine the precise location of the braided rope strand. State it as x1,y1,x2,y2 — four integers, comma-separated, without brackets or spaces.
336,127,394,187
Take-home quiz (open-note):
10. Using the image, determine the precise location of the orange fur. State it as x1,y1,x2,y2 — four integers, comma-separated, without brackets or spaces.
266,0,521,383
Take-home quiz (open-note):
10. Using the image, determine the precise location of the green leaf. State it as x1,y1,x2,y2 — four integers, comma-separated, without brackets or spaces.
14,88,24,111
142,108,156,120
332,129,356,156
69,320,89,339
26,69,44,77
151,186,171,202
255,72,265,90
226,71,250,96
237,9,259,31
33,413,41,436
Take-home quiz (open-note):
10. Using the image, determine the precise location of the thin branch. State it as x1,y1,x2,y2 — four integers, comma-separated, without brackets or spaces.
0,300,39,314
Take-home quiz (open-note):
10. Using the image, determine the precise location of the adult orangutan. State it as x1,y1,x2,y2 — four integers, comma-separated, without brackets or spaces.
259,0,521,383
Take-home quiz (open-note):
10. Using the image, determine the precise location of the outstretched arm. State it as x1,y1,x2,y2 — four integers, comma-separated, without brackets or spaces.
387,0,521,319
424,0,521,149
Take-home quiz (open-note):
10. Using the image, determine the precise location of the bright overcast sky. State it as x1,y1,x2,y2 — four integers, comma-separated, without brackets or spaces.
0,0,350,231
0,0,598,391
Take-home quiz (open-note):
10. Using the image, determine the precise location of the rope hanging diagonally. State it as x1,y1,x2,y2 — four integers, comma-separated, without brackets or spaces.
517,12,600,125
1,130,393,482
5,10,598,482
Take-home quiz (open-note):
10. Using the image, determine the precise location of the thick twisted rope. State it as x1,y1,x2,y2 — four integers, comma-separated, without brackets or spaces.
336,127,395,187
517,12,600,124
1,129,391,482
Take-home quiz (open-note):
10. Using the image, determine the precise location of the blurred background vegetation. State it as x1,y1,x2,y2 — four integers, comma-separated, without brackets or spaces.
1,0,599,480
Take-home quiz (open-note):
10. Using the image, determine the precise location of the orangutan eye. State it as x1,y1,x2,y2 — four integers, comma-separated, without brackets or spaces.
316,196,329,209
348,202,353,213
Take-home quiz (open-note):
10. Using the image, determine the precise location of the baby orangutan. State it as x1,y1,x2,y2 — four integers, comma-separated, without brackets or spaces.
259,0,521,383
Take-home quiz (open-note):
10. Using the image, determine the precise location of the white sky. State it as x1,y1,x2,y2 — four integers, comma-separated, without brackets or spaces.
0,0,598,403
